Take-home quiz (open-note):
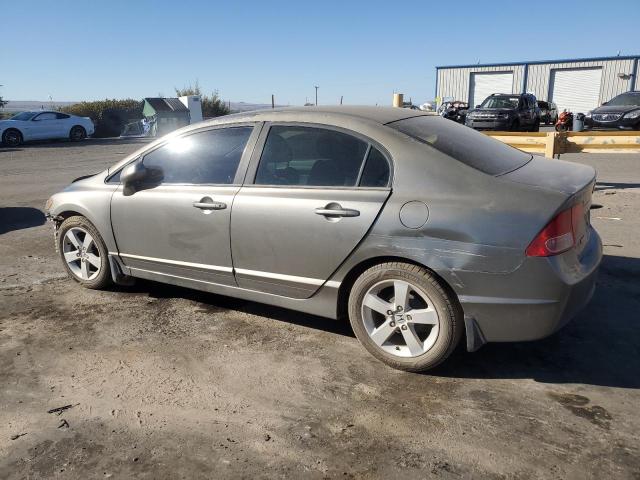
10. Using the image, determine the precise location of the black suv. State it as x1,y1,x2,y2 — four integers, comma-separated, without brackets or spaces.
585,91,640,130
465,93,540,131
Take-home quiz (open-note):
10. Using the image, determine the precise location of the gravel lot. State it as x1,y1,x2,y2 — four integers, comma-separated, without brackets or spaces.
1,139,639,479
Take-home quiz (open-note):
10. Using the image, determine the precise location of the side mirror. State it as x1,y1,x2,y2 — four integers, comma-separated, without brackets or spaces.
601,101,608,106
121,161,163,195
475,105,481,108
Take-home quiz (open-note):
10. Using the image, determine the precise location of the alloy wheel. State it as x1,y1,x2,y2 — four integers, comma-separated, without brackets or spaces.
361,279,440,358
62,227,101,280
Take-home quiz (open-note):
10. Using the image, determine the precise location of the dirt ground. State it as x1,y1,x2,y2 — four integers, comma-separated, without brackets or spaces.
1,139,639,479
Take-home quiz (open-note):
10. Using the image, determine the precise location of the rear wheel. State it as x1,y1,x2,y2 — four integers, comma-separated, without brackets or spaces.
58,216,112,289
2,129,23,147
348,262,463,372
69,125,87,142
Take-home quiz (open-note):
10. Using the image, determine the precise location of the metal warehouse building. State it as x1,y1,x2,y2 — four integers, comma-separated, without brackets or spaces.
436,55,639,113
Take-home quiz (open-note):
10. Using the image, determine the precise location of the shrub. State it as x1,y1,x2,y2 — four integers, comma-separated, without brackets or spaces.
175,81,230,118
60,99,143,137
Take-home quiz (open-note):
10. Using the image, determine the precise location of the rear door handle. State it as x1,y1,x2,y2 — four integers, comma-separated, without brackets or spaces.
315,203,360,218
193,200,227,210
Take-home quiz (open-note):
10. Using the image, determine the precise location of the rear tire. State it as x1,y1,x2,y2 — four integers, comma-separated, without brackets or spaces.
348,262,463,372
69,125,87,142
58,216,112,289
2,128,23,147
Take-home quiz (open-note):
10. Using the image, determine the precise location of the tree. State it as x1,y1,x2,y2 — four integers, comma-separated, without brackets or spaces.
175,81,230,118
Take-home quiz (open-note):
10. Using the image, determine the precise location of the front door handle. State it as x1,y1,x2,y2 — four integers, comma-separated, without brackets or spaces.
193,197,227,210
315,203,360,218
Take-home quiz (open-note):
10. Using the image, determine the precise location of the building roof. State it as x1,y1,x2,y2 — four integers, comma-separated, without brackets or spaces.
436,54,640,70
144,97,189,113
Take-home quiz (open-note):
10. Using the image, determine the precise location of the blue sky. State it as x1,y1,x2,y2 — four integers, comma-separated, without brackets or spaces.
2,0,639,105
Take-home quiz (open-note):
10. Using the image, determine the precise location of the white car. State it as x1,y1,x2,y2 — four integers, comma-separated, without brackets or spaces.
0,111,95,147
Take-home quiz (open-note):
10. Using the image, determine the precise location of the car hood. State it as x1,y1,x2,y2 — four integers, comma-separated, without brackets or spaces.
591,104,640,114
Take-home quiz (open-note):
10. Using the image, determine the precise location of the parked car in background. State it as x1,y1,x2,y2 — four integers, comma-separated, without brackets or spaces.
585,91,640,130
0,111,94,147
438,101,469,124
465,93,540,131
537,100,559,125
45,106,601,372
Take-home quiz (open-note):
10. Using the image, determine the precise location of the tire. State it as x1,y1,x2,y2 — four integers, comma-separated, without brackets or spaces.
58,216,112,289
69,125,87,142
348,262,463,372
2,128,23,147
510,120,520,132
531,120,540,132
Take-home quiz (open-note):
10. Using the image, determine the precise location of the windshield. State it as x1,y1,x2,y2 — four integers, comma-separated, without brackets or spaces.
480,96,519,109
606,93,640,107
388,115,531,176
10,112,37,121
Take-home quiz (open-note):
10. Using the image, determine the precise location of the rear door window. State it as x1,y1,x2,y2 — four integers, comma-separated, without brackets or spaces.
388,116,531,176
254,126,369,187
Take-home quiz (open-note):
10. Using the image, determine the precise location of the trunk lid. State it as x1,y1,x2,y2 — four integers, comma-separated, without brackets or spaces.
500,156,596,256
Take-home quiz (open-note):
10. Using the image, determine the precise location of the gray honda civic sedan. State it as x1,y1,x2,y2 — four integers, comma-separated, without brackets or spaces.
45,106,602,371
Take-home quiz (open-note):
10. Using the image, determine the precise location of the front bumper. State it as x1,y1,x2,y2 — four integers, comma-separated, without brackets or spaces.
465,118,511,130
584,117,639,130
458,226,602,345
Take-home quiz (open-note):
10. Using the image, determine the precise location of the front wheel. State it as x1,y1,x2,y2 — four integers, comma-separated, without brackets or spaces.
58,216,112,289
69,125,87,142
348,262,463,372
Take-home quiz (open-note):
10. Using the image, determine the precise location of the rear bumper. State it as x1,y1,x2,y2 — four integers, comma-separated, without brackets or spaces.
459,226,602,346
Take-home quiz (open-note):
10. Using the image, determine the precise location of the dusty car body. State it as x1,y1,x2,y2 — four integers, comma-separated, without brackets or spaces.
45,106,601,371
1,111,94,146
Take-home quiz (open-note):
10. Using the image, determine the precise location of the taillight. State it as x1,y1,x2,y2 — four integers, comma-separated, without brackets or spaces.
526,203,583,257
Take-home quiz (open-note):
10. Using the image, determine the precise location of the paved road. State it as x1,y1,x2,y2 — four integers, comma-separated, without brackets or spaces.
1,139,639,479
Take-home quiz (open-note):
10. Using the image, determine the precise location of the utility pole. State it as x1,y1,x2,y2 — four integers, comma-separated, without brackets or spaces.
314,85,319,106
271,94,275,109
340,95,343,105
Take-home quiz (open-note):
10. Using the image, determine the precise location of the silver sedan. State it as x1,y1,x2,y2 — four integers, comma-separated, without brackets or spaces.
45,106,602,371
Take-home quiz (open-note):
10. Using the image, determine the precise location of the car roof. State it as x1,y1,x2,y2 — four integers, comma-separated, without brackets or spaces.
201,106,430,127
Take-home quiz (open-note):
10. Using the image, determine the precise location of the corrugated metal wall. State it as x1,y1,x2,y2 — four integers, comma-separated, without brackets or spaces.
437,65,525,103
437,58,638,104
527,59,634,103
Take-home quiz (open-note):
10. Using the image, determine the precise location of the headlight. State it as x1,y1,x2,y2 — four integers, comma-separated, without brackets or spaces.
498,113,510,119
623,109,640,119
44,197,53,212
585,111,592,118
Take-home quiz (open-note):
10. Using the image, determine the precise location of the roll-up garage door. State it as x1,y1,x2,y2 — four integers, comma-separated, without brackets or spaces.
469,72,514,107
550,68,602,114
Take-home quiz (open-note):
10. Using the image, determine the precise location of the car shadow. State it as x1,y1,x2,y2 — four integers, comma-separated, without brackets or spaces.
116,253,639,389
595,181,640,191
124,280,355,338
0,207,46,234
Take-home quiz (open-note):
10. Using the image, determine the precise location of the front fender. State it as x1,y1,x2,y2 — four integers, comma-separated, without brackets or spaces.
47,183,118,253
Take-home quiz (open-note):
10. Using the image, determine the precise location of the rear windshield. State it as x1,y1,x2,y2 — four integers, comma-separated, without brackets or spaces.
387,116,532,176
